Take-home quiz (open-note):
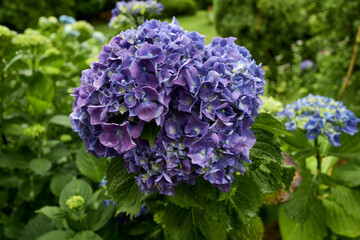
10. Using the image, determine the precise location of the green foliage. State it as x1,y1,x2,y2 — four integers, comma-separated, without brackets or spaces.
139,121,161,148
106,158,143,216
279,201,327,240
75,148,108,183
158,0,197,18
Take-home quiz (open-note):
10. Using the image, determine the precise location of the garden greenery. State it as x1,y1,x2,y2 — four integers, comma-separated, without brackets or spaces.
1,2,360,240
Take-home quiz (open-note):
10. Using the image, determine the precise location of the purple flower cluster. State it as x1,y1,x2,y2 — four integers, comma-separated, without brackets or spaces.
70,18,265,196
278,94,359,146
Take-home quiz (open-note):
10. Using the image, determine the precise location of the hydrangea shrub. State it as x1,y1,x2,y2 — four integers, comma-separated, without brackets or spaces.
279,94,359,146
70,18,265,196
109,0,164,29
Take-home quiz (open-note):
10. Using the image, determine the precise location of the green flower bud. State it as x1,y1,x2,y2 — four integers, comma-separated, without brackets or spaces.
66,195,85,210
71,21,94,41
23,124,46,138
60,134,72,142
0,25,16,43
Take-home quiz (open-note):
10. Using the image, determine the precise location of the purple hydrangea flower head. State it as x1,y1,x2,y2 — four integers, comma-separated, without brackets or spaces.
278,94,360,146
70,18,265,196
300,59,314,71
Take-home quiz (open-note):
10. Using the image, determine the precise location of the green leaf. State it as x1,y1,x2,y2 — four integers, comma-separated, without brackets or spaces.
29,158,52,176
36,206,66,220
252,113,292,137
27,96,52,116
0,153,27,169
106,158,143,216
76,148,108,183
331,185,360,220
221,174,262,224
37,230,74,240
283,173,319,223
49,115,72,128
250,162,283,194
279,200,327,240
139,121,161,148
59,179,93,211
328,132,360,161
85,203,116,231
72,231,102,240
322,199,360,238
155,203,227,240
50,173,73,197
280,128,310,149
250,129,283,163
332,163,360,187
229,216,264,240
19,214,55,240
281,164,296,190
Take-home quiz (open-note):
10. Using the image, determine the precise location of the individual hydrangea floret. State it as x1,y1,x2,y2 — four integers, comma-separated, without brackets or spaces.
300,59,314,71
109,0,164,29
70,18,265,196
278,94,359,146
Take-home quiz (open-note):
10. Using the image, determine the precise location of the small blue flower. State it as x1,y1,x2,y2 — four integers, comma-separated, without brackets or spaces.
59,15,76,24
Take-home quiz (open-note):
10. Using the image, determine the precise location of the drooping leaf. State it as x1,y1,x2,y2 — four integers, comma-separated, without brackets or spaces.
50,173,73,197
322,199,360,238
0,152,28,169
280,128,310,149
76,148,108,183
139,121,161,148
106,158,143,216
331,185,360,220
29,158,52,176
279,200,327,240
49,115,72,128
252,113,292,137
283,172,319,223
36,206,66,220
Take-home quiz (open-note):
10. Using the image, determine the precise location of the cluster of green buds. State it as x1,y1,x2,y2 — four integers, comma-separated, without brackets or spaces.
66,195,85,210
23,124,46,138
259,96,284,116
12,29,48,49
0,25,16,54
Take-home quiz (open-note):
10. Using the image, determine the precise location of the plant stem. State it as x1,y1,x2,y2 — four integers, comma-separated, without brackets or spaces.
315,138,321,173
338,26,360,101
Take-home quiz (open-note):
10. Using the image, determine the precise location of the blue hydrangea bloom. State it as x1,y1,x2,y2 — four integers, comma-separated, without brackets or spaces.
59,15,76,24
278,94,359,146
70,18,265,196
300,59,314,71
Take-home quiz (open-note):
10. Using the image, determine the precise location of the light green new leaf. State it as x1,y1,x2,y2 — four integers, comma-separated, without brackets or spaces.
29,158,52,176
323,199,360,238
76,148,107,183
49,115,72,128
332,163,360,187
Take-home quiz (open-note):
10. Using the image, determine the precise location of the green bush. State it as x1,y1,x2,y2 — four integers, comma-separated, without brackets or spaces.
196,0,213,9
158,0,197,18
214,0,360,114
